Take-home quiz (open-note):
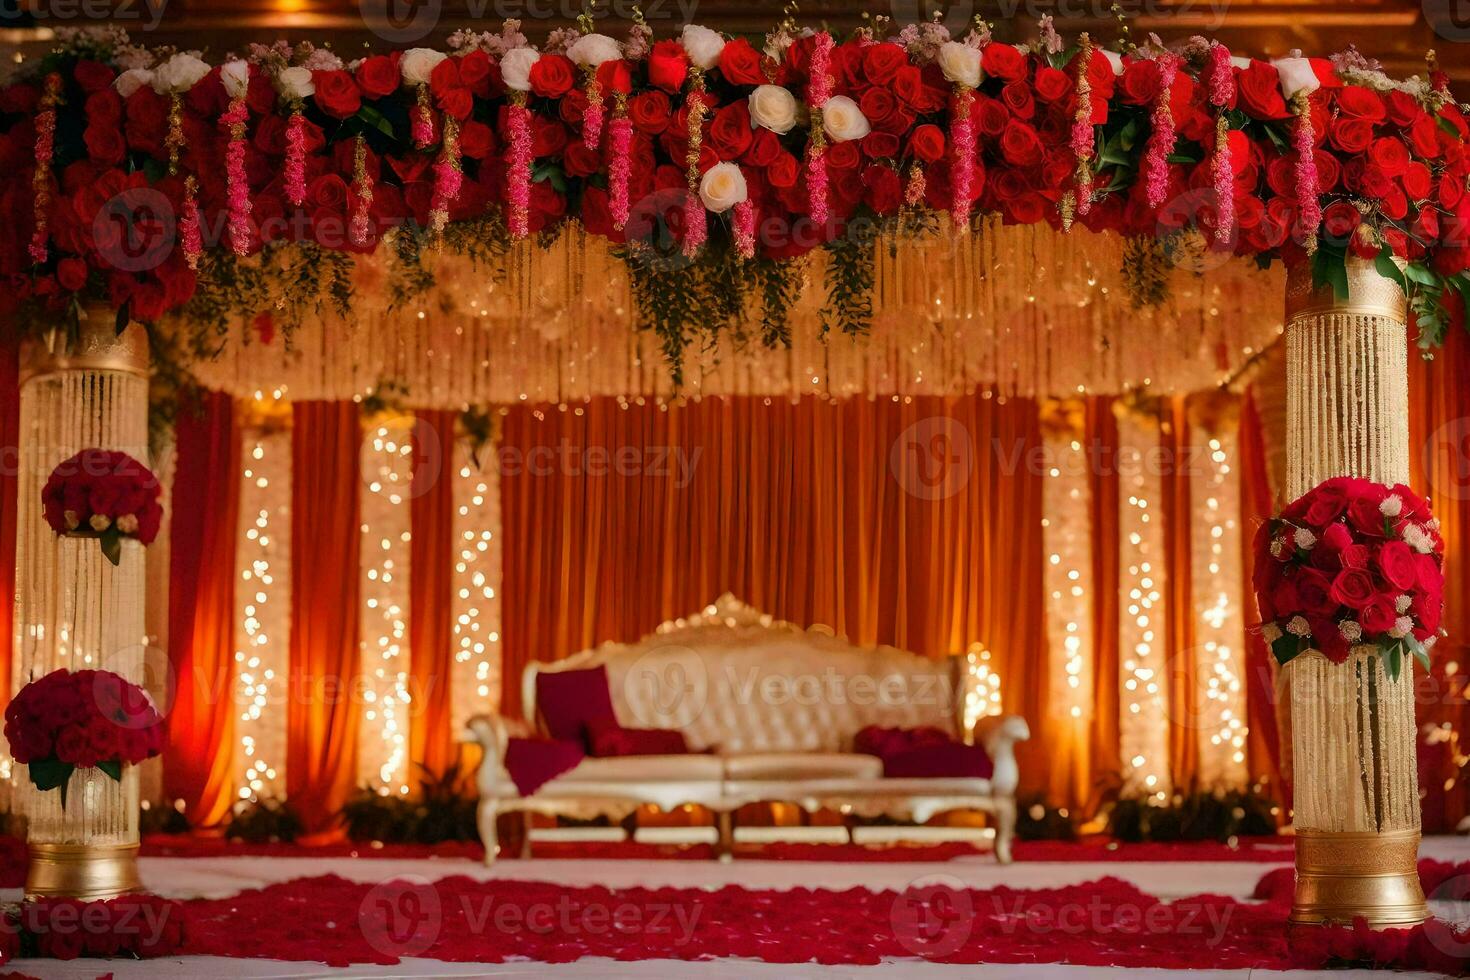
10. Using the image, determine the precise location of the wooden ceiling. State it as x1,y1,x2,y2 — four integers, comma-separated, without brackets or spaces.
1,0,1464,89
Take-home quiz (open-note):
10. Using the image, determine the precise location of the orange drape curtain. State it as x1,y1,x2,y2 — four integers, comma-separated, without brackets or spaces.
409,410,456,781
499,394,1051,795
1239,391,1284,798
164,390,240,830
1161,397,1198,795
1084,397,1121,811
288,401,362,842
1409,328,1470,831
0,328,18,712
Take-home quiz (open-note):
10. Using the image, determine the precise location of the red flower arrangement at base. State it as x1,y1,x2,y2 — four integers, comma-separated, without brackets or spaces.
3,669,164,807
1253,476,1445,677
2,894,184,962
41,450,163,566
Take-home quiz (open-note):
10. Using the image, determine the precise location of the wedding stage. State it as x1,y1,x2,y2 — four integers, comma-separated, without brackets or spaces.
5,0,1470,975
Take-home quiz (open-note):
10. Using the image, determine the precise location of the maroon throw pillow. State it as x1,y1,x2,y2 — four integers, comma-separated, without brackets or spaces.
587,717,690,757
881,740,993,780
535,665,616,748
503,736,585,796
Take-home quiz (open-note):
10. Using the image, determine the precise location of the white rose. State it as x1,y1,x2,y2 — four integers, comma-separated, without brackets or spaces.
114,68,154,98
747,84,799,134
821,95,870,143
400,47,448,86
501,47,541,93
568,33,623,69
277,66,315,100
153,53,211,94
1100,49,1126,76
1272,56,1319,100
220,61,250,100
936,41,982,89
681,24,726,70
699,162,747,213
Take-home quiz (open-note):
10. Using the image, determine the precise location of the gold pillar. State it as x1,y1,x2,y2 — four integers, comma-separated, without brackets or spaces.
1283,256,1427,927
14,304,150,900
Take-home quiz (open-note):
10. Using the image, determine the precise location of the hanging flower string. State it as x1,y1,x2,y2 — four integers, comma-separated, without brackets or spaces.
1070,34,1095,220
1289,90,1321,254
951,84,976,232
349,136,373,247
904,163,926,207
430,116,462,234
222,87,252,256
682,67,709,255
164,92,185,174
284,103,308,207
1143,53,1179,210
805,31,834,228
412,84,434,148
506,92,533,238
733,198,756,259
27,72,60,265
609,97,632,230
181,175,202,269
582,67,605,149
1207,43,1236,245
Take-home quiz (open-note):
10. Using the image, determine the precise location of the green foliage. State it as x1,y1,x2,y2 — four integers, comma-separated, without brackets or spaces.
1016,795,1078,841
226,798,303,843
822,216,878,337
1106,789,1281,843
342,763,479,844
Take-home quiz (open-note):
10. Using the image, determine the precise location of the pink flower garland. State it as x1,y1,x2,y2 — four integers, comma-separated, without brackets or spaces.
412,85,434,148
733,199,756,259
682,70,709,255
1142,54,1179,210
950,85,975,231
430,116,462,234
350,136,373,247
223,93,252,256
582,69,604,149
806,32,834,227
285,108,308,207
28,73,60,265
1207,43,1236,245
181,176,202,269
1070,36,1095,218
506,95,533,238
1291,93,1321,253
609,105,632,230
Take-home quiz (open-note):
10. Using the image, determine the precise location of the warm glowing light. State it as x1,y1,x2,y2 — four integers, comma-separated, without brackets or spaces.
451,440,502,730
1042,427,1093,727
963,643,1002,735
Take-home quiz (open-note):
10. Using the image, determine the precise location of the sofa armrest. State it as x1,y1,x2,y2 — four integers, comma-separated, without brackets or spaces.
466,713,513,796
971,714,1030,797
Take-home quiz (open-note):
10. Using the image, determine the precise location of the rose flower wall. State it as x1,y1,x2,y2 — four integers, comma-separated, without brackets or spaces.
1,0,1470,974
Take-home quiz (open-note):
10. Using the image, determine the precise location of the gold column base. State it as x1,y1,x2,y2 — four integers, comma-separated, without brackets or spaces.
25,842,143,902
1290,828,1428,928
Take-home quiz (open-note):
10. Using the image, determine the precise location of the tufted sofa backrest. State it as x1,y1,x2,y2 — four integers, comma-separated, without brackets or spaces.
523,596,963,753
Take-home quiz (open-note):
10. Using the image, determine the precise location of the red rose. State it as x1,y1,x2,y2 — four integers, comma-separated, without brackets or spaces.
1335,85,1386,121
1376,539,1417,590
1293,567,1338,615
1415,552,1443,593
83,124,126,166
863,43,908,86
312,70,361,119
529,54,575,98
1001,80,1035,119
708,102,752,160
1119,60,1163,106
74,59,116,94
1237,60,1289,120
743,127,781,167
1320,521,1354,552
1321,200,1362,241
457,50,496,98
458,120,494,159
1034,66,1071,103
1404,163,1433,201
56,258,88,292
864,163,902,215
1348,495,1389,537
628,91,671,134
719,38,766,86
910,124,946,164
1303,484,1350,525
1329,566,1377,609
999,121,1043,167
1384,89,1425,128
356,55,400,99
648,40,690,93
1370,137,1411,177
862,130,900,159
85,89,123,126
1359,595,1398,635
1330,118,1374,155
981,43,1028,82
597,59,632,95
767,152,799,189
859,88,897,127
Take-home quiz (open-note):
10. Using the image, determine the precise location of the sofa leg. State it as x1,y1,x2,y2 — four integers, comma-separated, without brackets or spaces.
478,799,499,866
716,810,734,862
520,811,534,860
993,797,1016,865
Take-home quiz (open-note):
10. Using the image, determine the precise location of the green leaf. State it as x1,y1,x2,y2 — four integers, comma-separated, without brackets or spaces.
1403,262,1440,288
1375,248,1408,292
99,526,122,566
114,300,131,335
1439,114,1463,138
29,758,75,809
355,104,395,140
1405,634,1431,673
97,759,123,781
1270,633,1303,667
1311,246,1349,301
1385,644,1403,682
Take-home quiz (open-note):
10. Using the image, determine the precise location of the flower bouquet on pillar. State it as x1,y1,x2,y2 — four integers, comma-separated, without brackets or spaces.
41,450,163,566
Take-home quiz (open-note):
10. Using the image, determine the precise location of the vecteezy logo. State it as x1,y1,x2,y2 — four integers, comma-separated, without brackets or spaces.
889,417,974,500
1424,416,1470,502
891,873,974,957
91,188,175,273
1424,0,1470,42
621,645,709,727
623,187,699,273
359,0,443,44
359,875,442,959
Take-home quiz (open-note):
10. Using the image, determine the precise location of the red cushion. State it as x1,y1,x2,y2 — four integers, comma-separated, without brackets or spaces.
535,665,616,748
503,737,584,796
854,725,993,779
586,717,690,757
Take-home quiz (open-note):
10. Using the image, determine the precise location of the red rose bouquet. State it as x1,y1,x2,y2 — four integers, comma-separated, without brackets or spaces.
1253,477,1445,677
3,668,164,807
7,894,184,960
42,450,163,565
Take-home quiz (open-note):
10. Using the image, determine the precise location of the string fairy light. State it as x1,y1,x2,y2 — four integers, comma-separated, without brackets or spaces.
1117,409,1171,802
358,415,415,795
1192,422,1249,789
232,407,291,805
1040,408,1094,728
450,439,503,731
962,643,1002,737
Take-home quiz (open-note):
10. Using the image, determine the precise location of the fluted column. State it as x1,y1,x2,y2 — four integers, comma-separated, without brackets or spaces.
13,306,150,899
1283,256,1426,927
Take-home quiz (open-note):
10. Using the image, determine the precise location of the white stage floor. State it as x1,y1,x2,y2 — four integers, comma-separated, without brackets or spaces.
6,836,1470,979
